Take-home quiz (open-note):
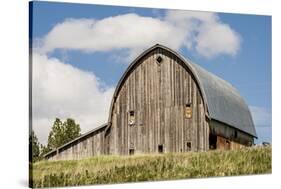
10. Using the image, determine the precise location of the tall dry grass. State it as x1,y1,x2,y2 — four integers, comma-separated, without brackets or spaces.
31,146,271,188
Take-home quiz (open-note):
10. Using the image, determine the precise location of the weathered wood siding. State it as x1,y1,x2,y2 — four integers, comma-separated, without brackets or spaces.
106,47,209,155
209,120,254,150
216,136,246,150
46,127,105,161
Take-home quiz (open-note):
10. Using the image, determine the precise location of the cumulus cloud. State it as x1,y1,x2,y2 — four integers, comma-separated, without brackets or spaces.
36,10,241,60
32,53,114,144
165,11,241,58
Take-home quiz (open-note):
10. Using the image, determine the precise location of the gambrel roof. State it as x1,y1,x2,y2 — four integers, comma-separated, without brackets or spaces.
107,44,257,137
189,63,256,137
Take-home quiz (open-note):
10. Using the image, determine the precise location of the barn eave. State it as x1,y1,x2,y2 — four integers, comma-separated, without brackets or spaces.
43,123,107,158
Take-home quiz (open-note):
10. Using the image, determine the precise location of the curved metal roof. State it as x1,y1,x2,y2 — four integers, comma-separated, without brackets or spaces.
106,44,256,138
189,63,256,137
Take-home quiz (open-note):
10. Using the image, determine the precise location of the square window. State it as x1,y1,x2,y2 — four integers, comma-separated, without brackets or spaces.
158,145,164,153
129,148,135,155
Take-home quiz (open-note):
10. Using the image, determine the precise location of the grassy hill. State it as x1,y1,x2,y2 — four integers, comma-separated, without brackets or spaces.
30,146,271,188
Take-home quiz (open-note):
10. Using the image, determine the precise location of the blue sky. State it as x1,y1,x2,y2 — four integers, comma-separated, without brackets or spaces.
31,1,271,144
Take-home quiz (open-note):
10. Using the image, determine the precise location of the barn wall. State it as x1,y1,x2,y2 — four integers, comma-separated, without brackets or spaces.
216,135,247,150
210,120,254,150
46,127,105,161
107,47,209,155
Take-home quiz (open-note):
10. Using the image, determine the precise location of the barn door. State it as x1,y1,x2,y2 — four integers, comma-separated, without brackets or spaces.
225,140,231,150
209,133,217,150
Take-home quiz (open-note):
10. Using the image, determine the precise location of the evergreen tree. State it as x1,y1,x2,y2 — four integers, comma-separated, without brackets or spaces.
47,118,81,150
29,130,40,162
39,144,52,158
47,118,65,150
64,118,81,144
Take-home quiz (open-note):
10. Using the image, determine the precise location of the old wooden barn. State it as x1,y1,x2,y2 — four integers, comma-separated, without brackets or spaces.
44,44,257,160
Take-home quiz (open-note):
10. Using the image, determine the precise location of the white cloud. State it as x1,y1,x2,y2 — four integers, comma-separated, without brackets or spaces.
36,10,241,60
32,53,114,144
165,11,241,58
38,14,181,61
195,21,240,58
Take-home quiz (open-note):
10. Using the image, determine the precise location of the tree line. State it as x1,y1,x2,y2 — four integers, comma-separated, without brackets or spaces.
29,118,81,162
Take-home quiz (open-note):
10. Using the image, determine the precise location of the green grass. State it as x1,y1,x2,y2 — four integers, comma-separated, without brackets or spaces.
31,146,271,188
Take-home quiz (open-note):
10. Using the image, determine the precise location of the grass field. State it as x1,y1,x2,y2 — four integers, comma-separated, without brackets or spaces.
30,146,271,188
